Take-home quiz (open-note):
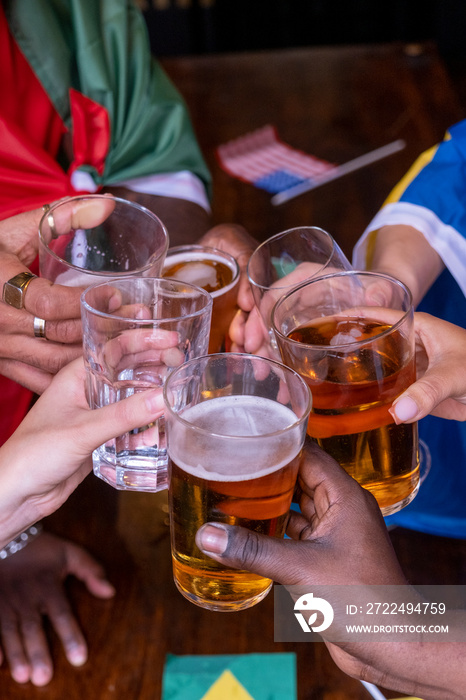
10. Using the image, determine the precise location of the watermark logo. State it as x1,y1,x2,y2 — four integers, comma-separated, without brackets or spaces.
294,592,334,633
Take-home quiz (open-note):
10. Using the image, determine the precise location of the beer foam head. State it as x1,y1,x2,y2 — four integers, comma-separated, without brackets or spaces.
168,261,217,289
167,395,303,480
163,249,238,297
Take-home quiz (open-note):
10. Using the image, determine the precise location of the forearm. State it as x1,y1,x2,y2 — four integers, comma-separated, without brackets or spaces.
368,225,445,306
0,464,42,548
352,634,466,700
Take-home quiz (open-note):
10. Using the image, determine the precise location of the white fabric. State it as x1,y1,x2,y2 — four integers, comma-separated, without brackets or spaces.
113,171,211,212
70,170,99,193
353,202,466,298
70,169,210,211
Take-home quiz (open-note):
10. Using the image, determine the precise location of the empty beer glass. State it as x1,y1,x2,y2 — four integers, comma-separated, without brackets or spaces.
247,226,351,356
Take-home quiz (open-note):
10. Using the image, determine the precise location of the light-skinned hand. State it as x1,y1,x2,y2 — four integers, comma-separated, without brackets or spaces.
0,356,164,545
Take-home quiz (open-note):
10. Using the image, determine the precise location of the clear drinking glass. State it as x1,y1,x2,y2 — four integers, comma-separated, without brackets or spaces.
164,352,311,611
247,226,352,356
163,244,240,353
39,194,169,284
272,270,419,516
81,277,213,492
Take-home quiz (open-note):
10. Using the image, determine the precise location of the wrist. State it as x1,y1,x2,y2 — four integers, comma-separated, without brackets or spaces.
0,443,44,546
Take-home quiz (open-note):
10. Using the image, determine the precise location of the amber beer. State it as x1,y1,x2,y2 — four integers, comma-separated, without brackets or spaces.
167,395,303,611
163,245,239,352
281,316,419,514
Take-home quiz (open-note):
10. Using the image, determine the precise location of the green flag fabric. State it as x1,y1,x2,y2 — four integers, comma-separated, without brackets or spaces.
5,0,211,193
162,653,298,700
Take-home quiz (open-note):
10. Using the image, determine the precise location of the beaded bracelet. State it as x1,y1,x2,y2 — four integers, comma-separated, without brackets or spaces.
0,522,43,560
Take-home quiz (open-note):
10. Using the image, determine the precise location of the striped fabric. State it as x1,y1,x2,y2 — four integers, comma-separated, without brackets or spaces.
216,125,335,194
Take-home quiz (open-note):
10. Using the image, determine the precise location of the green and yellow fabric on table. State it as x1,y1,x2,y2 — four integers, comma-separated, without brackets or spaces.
161,653,297,700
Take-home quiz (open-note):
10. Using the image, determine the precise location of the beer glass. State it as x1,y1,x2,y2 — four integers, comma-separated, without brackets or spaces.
247,226,351,355
164,353,311,611
163,244,240,352
81,277,212,492
39,194,169,284
272,270,419,516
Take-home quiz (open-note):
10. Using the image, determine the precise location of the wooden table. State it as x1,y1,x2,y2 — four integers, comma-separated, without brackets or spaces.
2,42,465,700
162,41,464,257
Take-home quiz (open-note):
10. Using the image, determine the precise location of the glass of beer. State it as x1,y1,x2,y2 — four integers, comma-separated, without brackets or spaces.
272,271,419,516
39,194,169,285
163,353,311,611
247,226,352,356
81,277,212,492
163,245,240,353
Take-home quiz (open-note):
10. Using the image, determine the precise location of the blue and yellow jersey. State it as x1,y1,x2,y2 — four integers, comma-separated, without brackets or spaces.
354,120,466,539
354,119,466,299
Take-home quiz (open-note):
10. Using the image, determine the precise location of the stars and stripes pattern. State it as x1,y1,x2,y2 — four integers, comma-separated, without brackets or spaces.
216,125,335,194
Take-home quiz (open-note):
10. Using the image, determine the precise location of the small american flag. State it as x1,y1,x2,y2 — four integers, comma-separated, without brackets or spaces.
216,125,335,194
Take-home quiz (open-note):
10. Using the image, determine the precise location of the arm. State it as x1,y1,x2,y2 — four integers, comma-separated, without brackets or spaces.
196,441,466,700
368,224,445,306
355,122,466,305
0,357,164,546
0,355,164,686
195,313,466,699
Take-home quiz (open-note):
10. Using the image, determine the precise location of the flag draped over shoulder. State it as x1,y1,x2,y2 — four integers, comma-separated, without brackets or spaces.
0,0,211,444
1,0,211,219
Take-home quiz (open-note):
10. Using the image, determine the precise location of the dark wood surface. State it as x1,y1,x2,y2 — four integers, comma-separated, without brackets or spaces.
163,41,465,257
2,42,466,700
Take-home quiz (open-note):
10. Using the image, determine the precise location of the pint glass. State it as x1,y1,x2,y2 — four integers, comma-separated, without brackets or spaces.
272,271,419,516
163,245,240,352
164,353,311,611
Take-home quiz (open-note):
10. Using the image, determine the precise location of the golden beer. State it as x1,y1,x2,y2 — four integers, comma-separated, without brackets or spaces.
167,395,303,611
163,245,239,352
281,317,420,514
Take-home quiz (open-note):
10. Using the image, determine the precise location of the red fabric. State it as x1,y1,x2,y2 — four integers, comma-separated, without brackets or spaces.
0,7,111,443
0,7,65,156
0,4,68,219
0,16,112,220
69,88,110,177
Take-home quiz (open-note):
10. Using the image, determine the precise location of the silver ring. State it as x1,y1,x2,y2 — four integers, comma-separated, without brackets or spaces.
33,317,47,339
